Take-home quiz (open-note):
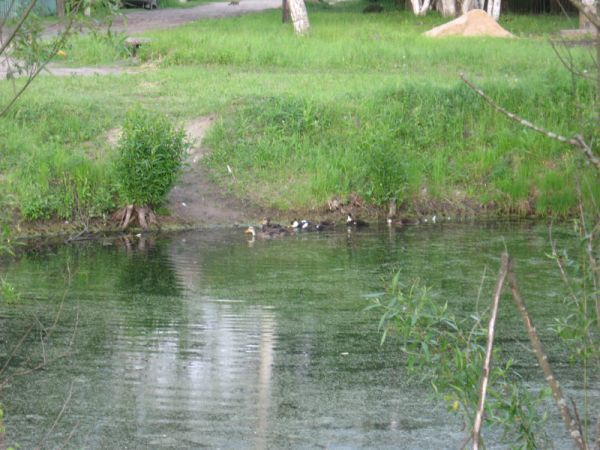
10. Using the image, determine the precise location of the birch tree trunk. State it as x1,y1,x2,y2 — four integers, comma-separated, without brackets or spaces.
579,0,597,31
439,0,456,17
461,0,479,14
486,0,501,20
288,0,310,35
409,0,420,14
410,0,433,15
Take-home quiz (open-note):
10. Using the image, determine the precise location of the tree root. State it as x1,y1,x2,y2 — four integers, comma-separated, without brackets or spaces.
112,205,158,231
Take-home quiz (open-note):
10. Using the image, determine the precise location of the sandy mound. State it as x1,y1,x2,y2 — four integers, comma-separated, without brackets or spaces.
424,9,513,38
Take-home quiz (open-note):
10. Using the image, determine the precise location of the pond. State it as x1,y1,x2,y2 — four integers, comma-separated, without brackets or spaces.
0,221,597,449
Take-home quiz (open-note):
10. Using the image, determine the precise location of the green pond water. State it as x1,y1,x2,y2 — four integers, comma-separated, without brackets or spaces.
0,222,598,449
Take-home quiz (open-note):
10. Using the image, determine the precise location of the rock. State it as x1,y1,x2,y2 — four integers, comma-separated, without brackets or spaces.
424,9,513,38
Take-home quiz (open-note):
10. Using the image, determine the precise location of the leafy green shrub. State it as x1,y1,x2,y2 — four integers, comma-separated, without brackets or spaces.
114,108,187,206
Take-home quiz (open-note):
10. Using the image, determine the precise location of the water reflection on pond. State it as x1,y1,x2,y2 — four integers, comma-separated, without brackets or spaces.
0,222,597,448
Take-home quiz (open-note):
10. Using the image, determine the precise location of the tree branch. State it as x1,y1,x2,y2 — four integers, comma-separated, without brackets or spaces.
460,73,600,171
472,253,509,450
506,257,588,450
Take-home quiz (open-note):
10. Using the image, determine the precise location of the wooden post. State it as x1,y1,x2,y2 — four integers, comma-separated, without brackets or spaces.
56,0,65,17
282,0,290,22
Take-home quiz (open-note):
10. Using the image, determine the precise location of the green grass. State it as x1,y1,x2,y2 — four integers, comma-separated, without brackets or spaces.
157,0,221,8
0,4,596,223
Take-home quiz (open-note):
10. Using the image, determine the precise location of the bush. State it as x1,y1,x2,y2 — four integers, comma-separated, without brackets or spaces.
115,108,187,206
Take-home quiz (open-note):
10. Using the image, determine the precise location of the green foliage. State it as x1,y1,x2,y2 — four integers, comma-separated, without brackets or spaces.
0,277,20,303
13,147,116,220
205,80,597,213
0,224,15,256
369,275,551,448
61,32,131,66
157,0,216,8
7,14,56,79
114,107,187,206
548,232,600,366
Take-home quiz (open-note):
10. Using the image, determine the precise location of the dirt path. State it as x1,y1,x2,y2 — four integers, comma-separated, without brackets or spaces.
166,117,268,227
45,0,280,36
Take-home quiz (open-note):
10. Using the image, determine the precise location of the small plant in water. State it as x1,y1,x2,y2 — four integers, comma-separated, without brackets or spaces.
0,277,20,304
113,107,187,230
368,274,550,448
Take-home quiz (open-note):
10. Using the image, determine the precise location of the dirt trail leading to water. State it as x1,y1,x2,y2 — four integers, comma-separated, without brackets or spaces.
166,116,267,227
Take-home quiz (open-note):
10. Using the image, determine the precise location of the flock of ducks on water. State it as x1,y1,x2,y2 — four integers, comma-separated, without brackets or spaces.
244,213,442,239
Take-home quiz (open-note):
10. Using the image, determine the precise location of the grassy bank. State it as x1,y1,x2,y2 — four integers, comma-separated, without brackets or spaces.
0,4,596,227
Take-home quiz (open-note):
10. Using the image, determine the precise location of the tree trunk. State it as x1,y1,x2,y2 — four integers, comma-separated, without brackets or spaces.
486,0,501,20
56,0,65,17
411,0,433,15
579,0,597,31
282,0,290,22
288,0,309,35
461,0,479,14
409,0,420,14
439,0,456,17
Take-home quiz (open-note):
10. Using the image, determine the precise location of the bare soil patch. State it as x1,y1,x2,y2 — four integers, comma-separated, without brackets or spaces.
167,116,266,226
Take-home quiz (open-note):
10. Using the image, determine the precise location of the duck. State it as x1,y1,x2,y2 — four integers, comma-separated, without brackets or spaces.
346,213,369,228
291,219,336,231
245,226,289,239
261,217,284,232
314,220,335,231
387,216,420,227
299,219,320,231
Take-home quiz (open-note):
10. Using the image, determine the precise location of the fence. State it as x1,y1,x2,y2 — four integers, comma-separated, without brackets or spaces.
0,0,57,18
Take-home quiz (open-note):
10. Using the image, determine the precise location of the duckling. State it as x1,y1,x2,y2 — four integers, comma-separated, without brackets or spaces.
300,219,321,231
228,0,239,5
387,216,419,227
346,213,369,228
245,226,288,239
314,220,335,231
261,217,284,232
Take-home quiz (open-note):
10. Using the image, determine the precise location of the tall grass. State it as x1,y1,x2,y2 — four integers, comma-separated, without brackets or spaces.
203,78,597,214
137,9,584,80
1,4,596,221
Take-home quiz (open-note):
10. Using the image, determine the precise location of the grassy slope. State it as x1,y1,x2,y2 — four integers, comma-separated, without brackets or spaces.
0,5,597,223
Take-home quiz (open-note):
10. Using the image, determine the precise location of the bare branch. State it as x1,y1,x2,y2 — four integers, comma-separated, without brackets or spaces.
0,322,34,379
472,254,509,450
548,223,580,304
0,0,37,56
0,352,74,390
0,17,76,117
57,421,80,450
549,38,596,81
34,381,75,450
460,74,600,171
506,256,588,450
